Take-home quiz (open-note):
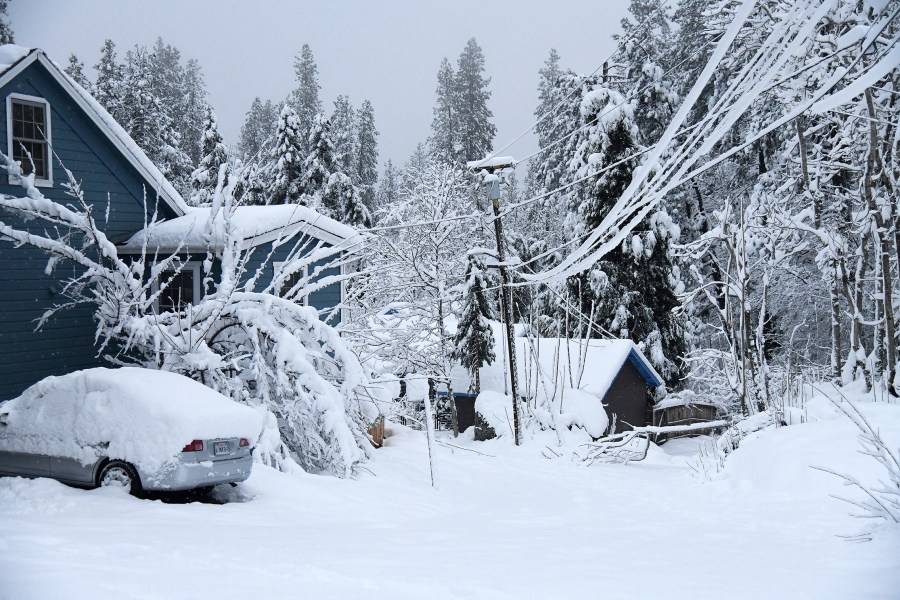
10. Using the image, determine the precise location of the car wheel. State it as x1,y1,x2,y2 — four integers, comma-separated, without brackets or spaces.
97,460,141,494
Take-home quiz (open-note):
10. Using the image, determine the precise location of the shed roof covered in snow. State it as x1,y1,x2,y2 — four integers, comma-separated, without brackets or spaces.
449,322,663,401
118,204,362,253
0,45,189,217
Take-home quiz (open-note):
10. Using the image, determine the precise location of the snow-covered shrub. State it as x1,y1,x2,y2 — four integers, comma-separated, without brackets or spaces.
0,156,373,477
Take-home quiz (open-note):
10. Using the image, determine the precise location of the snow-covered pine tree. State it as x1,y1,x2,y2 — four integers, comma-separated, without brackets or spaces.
94,39,125,123
148,38,184,122
330,95,357,176
300,113,339,213
268,104,306,205
534,48,563,151
327,172,372,228
451,252,496,393
238,97,279,162
119,43,192,190
355,100,379,211
308,109,370,227
375,159,399,213
564,82,685,383
616,0,678,145
455,38,496,164
178,58,208,167
0,1,13,45
188,105,229,207
120,46,166,158
64,54,91,91
531,59,580,250
429,57,459,165
290,44,322,153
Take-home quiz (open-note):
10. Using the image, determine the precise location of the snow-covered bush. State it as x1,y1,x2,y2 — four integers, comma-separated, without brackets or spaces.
0,156,373,477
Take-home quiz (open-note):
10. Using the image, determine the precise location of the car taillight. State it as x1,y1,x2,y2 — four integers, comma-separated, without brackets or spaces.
182,439,204,452
239,438,250,447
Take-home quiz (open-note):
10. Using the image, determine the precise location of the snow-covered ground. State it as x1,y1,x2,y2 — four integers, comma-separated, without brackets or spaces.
1,391,899,599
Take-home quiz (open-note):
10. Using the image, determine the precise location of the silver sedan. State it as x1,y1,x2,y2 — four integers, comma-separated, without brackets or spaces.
0,417,254,494
0,367,262,495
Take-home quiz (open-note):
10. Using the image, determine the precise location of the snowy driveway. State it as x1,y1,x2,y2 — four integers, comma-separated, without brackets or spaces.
1,406,899,599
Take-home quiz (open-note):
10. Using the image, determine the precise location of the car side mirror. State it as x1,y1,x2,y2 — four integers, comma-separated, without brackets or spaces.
0,412,7,426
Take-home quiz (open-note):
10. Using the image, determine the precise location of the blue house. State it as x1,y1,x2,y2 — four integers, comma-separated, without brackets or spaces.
0,46,354,401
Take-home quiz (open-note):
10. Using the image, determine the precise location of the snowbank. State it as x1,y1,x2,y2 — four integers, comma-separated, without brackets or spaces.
558,388,609,438
474,390,512,438
0,367,264,472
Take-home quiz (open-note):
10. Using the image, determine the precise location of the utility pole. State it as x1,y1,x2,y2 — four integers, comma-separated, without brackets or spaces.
467,156,522,446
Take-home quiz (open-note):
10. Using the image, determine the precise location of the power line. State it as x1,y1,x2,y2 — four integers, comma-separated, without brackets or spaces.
467,0,676,170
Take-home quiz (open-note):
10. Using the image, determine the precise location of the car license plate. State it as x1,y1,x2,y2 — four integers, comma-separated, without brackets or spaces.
214,441,230,456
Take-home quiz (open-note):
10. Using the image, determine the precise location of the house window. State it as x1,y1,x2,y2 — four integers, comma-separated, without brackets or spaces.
154,262,202,313
7,94,52,185
275,262,308,306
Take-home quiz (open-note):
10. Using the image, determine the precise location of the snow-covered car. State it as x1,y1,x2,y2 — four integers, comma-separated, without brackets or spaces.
0,367,264,494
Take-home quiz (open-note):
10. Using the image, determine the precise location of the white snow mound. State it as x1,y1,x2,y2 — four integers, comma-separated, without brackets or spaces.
0,367,264,472
558,388,609,438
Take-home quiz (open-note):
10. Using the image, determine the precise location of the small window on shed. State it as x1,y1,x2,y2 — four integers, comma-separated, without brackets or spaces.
275,261,308,306
154,263,202,313
7,94,52,185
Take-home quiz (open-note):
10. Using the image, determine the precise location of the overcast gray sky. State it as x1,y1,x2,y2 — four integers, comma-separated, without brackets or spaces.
10,1,630,169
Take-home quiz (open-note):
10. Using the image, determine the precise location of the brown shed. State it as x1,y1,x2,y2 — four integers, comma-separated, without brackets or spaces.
448,336,664,437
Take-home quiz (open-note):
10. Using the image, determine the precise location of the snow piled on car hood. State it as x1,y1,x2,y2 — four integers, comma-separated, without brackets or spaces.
0,368,264,473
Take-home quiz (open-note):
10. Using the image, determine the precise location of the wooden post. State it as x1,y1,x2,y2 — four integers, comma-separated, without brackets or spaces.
487,178,522,446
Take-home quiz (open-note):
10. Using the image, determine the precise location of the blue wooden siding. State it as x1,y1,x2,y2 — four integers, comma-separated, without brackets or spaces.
0,60,179,400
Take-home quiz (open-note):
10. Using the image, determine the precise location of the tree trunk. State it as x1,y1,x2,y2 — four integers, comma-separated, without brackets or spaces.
863,89,897,394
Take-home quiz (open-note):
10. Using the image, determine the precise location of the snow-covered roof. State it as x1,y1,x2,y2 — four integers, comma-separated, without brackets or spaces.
118,204,362,253
448,321,663,402
0,45,189,216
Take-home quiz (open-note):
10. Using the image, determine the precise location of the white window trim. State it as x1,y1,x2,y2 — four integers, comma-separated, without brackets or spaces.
7,92,53,188
274,261,309,306
340,258,349,327
151,261,202,313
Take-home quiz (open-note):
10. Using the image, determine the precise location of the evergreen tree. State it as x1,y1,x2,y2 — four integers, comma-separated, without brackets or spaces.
0,1,13,45
300,113,338,209
148,38,184,117
64,54,90,90
451,253,496,393
564,82,685,383
454,38,496,163
178,58,208,167
532,64,580,250
617,0,678,144
330,95,357,175
375,159,399,213
120,46,167,157
326,172,372,228
534,48,563,150
188,105,229,207
429,58,458,165
268,105,306,205
290,44,322,152
355,99,379,211
239,97,279,162
94,39,124,122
